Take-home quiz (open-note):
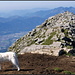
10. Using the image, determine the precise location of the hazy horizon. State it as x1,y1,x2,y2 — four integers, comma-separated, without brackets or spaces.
0,1,75,12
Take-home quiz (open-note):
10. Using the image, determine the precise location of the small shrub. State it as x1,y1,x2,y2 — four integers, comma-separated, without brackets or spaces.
54,67,63,72
64,29,68,37
65,53,73,56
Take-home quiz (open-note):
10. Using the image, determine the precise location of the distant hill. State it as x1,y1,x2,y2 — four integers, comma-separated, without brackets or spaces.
0,8,50,18
0,16,45,32
27,7,75,19
0,7,75,33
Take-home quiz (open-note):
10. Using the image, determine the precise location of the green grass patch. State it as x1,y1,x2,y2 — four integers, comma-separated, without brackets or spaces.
63,71,75,74
64,52,73,56
67,46,73,49
54,67,75,74
65,52,75,56
42,32,56,45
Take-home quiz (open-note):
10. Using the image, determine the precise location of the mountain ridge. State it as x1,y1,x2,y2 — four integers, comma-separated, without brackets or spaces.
8,11,75,56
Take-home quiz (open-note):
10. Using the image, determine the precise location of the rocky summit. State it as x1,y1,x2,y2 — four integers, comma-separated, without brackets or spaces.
8,11,75,56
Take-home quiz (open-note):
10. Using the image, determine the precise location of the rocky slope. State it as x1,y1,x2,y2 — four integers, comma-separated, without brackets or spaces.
8,11,75,56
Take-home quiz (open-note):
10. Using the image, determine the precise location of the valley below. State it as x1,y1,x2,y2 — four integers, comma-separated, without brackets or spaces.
0,31,27,52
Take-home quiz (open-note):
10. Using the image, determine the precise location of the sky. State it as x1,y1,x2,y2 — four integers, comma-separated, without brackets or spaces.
0,1,75,12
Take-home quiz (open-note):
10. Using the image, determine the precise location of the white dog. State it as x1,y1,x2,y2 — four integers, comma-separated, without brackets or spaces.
0,52,20,71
